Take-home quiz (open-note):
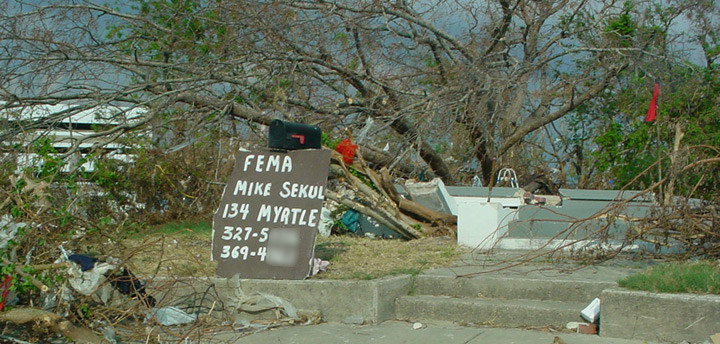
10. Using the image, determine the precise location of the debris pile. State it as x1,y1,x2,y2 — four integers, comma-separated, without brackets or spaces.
0,247,316,343
325,143,457,240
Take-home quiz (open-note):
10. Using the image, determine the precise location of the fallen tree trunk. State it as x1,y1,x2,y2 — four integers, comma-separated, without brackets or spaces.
379,168,457,227
359,146,422,177
0,307,109,344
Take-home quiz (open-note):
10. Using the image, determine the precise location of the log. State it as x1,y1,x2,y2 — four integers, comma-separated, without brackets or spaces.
379,168,402,204
379,168,457,226
358,146,421,177
397,199,457,226
0,308,109,344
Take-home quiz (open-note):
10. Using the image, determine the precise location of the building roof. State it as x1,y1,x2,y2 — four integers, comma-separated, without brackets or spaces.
0,102,146,125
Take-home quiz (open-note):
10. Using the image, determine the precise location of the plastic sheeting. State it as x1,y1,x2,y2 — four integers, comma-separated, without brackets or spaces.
0,215,24,250
67,261,116,296
149,306,197,326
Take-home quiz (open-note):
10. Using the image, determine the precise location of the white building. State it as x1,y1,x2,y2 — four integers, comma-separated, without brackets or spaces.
1,102,147,173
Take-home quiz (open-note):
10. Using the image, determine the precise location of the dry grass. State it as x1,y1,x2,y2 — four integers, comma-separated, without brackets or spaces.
119,221,461,279
312,235,461,280
120,231,217,278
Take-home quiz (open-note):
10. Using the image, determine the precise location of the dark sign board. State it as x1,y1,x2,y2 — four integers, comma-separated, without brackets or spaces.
212,149,331,279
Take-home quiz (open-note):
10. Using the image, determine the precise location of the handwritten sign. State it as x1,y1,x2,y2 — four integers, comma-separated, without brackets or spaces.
212,149,331,279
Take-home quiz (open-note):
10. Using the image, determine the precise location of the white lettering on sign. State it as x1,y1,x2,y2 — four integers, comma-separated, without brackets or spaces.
243,154,293,173
221,203,250,219
256,205,319,227
279,181,324,200
220,245,267,261
221,226,269,242
233,180,272,197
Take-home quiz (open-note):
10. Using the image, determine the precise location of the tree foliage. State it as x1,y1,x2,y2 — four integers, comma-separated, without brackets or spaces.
1,0,667,185
564,0,720,199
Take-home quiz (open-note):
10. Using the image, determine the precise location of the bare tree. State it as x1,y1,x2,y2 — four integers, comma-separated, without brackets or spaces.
1,0,670,185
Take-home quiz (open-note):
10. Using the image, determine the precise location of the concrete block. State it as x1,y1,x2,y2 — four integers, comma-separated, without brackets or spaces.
414,275,614,303
396,295,585,328
210,275,411,324
373,275,412,322
600,288,720,343
456,201,517,249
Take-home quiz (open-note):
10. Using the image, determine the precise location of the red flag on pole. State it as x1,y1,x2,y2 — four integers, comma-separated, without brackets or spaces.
644,83,659,122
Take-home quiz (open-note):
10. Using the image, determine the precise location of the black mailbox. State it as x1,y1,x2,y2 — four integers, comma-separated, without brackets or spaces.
268,119,322,150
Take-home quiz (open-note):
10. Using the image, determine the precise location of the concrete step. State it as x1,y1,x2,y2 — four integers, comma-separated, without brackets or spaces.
413,275,613,303
395,295,586,328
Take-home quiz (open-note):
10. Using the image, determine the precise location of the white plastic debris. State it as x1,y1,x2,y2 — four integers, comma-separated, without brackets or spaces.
41,285,73,310
318,207,333,237
228,275,299,320
412,322,425,330
580,298,601,323
566,321,586,331
310,258,330,276
0,215,25,250
58,245,71,261
150,306,197,326
67,262,117,296
236,292,298,319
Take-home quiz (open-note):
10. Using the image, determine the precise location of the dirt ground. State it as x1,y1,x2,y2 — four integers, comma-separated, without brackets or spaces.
119,222,462,279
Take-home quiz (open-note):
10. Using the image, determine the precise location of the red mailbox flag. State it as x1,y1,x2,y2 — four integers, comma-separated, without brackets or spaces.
644,83,660,122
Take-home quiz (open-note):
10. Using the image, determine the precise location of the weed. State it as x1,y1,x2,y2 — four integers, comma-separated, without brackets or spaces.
618,261,720,294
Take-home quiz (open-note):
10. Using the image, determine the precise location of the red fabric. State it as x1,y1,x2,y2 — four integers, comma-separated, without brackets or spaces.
644,83,660,122
335,138,358,164
0,275,12,311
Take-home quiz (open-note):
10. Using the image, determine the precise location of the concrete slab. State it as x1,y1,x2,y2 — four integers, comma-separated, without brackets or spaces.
601,288,720,343
227,321,659,344
424,251,644,283
413,275,615,303
149,252,715,342
396,295,586,328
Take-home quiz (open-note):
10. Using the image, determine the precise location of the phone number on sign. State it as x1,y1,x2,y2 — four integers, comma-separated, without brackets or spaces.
220,226,269,242
219,245,267,261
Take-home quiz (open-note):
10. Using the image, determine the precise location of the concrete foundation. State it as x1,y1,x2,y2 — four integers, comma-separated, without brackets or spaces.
148,272,719,343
